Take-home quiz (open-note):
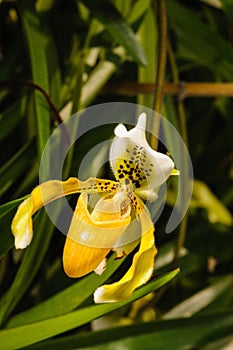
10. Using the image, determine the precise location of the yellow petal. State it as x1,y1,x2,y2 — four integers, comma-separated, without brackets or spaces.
11,177,118,249
11,197,33,249
94,196,157,303
63,238,110,278
63,192,131,278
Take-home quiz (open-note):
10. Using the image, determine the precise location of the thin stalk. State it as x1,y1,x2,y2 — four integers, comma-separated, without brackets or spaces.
173,212,188,263
167,40,188,146
101,81,233,97
150,0,168,150
0,79,70,146
0,80,62,125
167,39,189,262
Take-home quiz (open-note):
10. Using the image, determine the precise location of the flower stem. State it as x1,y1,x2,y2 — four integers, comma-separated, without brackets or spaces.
150,0,168,150
167,39,189,262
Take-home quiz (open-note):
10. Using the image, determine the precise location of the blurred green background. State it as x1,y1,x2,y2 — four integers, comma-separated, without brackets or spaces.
0,0,232,349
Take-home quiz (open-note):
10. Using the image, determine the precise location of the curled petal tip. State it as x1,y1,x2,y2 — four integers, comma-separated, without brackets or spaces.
93,287,104,303
14,225,32,249
93,286,117,304
114,124,128,137
11,197,33,250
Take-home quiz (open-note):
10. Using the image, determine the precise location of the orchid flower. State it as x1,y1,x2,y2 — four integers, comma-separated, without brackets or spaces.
11,113,176,303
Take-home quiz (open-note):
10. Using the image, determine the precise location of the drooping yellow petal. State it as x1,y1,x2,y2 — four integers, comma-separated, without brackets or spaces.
11,177,118,249
11,197,34,249
94,196,157,303
63,192,131,278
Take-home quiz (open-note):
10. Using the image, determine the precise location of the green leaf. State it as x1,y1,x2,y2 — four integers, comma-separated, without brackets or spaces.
221,0,233,25
199,335,233,350
35,0,56,13
24,312,233,350
138,6,157,107
83,0,147,66
0,197,28,221
7,254,127,327
20,3,50,156
163,275,233,319
167,0,233,80
191,180,232,226
0,211,55,324
0,100,22,142
128,0,151,25
0,269,179,348
0,139,36,197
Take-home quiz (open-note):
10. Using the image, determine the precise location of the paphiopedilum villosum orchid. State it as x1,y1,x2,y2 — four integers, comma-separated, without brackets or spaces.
11,113,178,303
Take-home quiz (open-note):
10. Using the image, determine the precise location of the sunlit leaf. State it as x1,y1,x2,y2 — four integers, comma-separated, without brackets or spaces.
0,270,179,348
192,180,232,226
24,311,233,350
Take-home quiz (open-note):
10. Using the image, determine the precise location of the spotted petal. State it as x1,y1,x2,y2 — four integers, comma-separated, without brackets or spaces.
110,113,175,200
94,196,157,303
11,177,118,249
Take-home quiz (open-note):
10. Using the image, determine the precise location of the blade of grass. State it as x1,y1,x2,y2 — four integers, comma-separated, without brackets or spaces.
20,2,50,156
138,4,157,108
0,139,36,197
0,211,55,325
7,254,127,327
163,275,233,319
0,100,23,142
0,269,179,349
0,2,59,326
0,197,29,220
24,311,233,350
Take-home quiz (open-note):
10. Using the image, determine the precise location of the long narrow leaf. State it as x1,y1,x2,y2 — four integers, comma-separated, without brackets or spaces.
20,3,50,156
167,0,233,80
0,211,55,324
0,139,36,197
25,312,233,350
0,269,179,349
7,254,127,327
83,0,147,66
163,275,233,319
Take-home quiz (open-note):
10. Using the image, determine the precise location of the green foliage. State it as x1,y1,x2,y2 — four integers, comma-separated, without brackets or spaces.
0,0,232,349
